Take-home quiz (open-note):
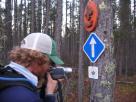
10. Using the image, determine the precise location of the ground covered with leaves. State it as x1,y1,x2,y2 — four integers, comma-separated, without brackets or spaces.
64,74,136,102
115,75,136,102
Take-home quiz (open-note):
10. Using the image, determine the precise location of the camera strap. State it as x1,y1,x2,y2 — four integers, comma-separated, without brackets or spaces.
57,81,63,102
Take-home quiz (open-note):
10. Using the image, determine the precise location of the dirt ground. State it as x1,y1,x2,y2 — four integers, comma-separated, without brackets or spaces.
65,75,136,102
115,83,136,102
114,75,136,102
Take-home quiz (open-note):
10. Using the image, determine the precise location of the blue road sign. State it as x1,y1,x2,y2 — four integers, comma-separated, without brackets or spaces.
83,33,105,63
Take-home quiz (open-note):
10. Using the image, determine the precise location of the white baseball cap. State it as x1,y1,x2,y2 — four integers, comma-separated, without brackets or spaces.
20,32,64,65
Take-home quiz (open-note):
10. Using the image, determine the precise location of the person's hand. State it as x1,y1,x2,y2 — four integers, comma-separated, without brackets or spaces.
46,73,58,94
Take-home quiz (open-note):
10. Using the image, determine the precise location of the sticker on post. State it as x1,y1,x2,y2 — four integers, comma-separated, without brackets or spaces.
88,66,98,79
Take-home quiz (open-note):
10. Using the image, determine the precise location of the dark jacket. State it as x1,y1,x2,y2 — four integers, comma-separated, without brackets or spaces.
0,86,55,102
0,66,55,102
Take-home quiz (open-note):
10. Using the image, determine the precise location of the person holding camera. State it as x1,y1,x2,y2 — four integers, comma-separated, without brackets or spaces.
0,33,64,102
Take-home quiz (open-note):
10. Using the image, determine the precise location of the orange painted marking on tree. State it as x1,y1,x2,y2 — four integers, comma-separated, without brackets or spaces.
84,0,99,32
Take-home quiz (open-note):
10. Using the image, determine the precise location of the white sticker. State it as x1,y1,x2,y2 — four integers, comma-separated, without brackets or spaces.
88,66,98,79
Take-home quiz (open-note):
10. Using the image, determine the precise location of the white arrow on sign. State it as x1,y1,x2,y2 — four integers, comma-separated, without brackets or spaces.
90,37,96,57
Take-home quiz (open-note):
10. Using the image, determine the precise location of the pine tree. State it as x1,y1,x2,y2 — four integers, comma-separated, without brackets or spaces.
90,0,115,102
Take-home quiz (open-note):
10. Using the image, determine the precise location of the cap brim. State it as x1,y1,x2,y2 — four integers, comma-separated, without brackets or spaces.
48,55,64,65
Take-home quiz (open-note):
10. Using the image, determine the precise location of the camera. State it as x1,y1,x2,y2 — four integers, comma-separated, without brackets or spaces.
50,67,72,80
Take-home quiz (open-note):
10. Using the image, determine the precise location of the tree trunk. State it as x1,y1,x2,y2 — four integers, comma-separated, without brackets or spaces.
78,0,85,102
13,0,18,46
44,0,50,34
119,0,131,75
31,0,36,33
90,0,116,102
18,0,23,42
54,0,63,57
4,0,13,63
65,0,68,36
37,0,42,32
23,0,27,37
